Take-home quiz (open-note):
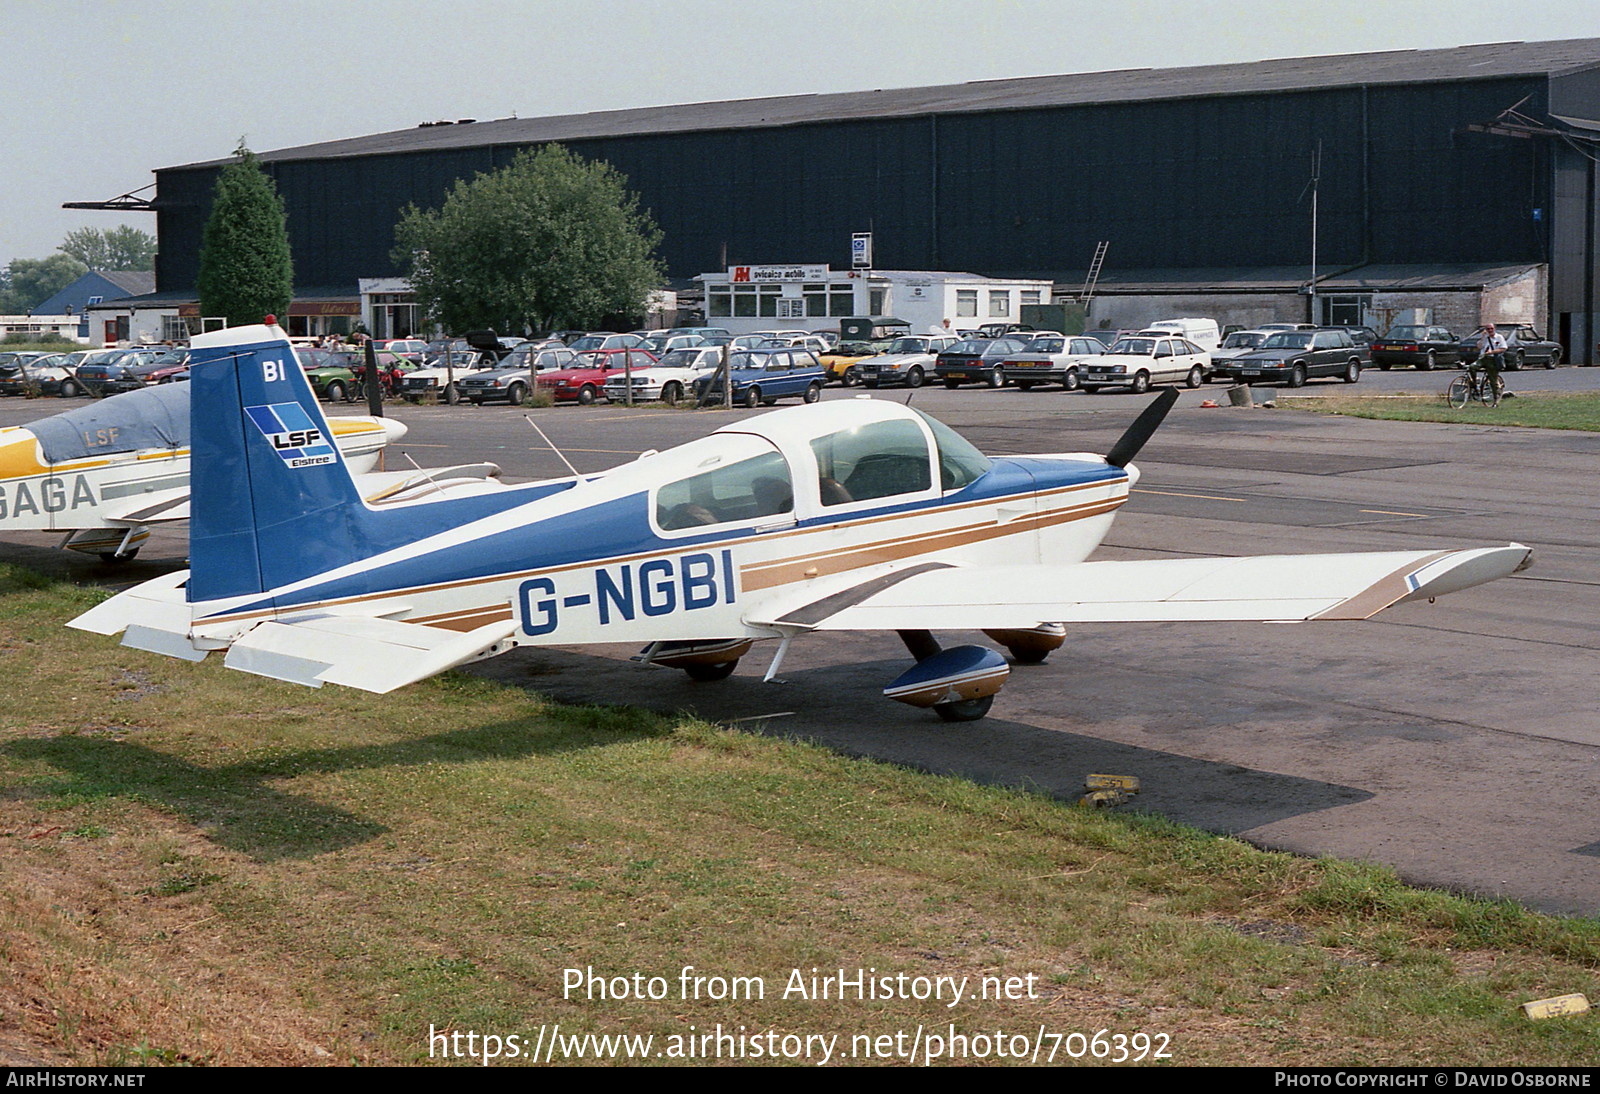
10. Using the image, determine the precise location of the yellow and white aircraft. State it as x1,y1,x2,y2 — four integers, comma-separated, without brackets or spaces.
73,324,1530,721
0,382,404,560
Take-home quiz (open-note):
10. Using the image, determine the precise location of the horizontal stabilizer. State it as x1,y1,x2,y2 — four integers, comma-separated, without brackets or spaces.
69,570,191,637
223,614,517,693
762,545,1531,631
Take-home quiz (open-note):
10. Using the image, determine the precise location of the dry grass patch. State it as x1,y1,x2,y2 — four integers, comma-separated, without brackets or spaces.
4,565,1600,1065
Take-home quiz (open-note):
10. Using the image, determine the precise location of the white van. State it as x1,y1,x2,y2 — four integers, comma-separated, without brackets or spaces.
1138,318,1220,351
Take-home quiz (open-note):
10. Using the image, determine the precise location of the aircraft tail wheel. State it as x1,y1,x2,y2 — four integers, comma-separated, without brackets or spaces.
637,638,753,682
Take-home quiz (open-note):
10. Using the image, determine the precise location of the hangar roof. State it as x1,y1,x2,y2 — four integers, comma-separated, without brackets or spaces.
168,39,1600,171
1064,263,1542,294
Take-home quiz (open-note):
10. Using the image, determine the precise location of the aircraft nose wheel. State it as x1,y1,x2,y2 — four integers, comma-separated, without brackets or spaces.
933,695,994,722
886,631,1009,721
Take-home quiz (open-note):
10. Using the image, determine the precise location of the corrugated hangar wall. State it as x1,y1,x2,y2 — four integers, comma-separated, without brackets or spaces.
156,74,1553,291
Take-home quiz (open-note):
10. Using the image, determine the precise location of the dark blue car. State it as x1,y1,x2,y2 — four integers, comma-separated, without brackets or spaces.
693,348,825,407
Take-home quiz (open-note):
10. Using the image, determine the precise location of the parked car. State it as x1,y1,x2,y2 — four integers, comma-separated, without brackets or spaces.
0,352,80,397
640,331,706,355
402,348,501,403
1322,324,1378,349
72,348,168,396
375,338,430,361
728,330,812,351
460,344,578,405
855,335,960,388
1139,317,1221,351
820,341,883,386
932,337,1029,388
567,332,645,352
997,335,1108,391
1209,328,1364,387
1457,325,1563,369
1370,325,1461,370
603,345,725,405
537,348,658,405
1081,329,1136,349
691,347,826,407
1079,335,1211,393
1206,329,1276,377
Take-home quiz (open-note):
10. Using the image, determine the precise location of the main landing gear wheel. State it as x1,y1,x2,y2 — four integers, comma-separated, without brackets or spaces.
933,695,994,722
683,660,738,682
96,549,140,563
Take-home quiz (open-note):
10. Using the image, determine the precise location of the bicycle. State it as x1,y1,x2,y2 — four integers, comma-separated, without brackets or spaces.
1447,364,1503,409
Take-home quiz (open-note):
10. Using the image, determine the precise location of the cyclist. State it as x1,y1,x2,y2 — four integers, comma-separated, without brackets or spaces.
1472,323,1508,393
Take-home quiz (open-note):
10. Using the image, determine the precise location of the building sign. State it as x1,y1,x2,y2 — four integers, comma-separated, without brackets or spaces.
289,302,362,317
727,265,829,283
852,232,872,269
179,301,360,317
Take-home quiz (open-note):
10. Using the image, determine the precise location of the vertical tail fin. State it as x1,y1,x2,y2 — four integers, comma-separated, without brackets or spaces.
188,324,372,601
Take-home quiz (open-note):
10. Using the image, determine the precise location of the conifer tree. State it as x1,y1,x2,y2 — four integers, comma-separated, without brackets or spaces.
196,143,294,327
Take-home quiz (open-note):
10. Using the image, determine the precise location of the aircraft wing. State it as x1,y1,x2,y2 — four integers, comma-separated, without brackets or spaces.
745,545,1531,631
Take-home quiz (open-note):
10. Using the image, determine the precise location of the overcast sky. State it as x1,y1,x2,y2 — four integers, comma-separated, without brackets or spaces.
6,0,1600,268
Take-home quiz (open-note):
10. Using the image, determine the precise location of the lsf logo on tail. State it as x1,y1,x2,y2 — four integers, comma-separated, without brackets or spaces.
245,403,337,468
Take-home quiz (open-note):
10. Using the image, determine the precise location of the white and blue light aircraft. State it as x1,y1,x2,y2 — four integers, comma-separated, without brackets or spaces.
72,323,1531,721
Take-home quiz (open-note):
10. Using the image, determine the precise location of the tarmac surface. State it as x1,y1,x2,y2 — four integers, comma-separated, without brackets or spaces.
4,364,1598,915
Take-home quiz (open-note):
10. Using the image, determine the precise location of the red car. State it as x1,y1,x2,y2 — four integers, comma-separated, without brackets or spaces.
537,348,657,404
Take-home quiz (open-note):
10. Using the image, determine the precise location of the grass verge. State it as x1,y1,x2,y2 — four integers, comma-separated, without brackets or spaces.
2,563,1598,1066
1280,390,1600,431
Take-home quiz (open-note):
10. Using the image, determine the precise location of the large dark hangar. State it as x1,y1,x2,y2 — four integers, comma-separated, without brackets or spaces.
142,39,1600,357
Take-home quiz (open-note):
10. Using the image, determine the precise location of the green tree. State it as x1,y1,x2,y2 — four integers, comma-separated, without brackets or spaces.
195,144,293,327
393,144,664,334
58,225,157,270
0,254,87,313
